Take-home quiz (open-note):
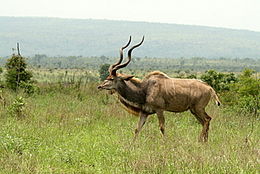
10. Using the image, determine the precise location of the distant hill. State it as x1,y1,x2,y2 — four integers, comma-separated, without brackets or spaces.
0,16,260,58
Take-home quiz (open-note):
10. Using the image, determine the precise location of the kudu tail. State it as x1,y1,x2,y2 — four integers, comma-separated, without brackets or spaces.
210,88,221,106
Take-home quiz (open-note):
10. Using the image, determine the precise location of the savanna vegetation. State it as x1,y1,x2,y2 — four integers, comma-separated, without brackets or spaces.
0,53,259,173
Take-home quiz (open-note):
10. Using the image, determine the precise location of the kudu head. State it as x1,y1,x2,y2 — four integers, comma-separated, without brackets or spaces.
98,36,144,90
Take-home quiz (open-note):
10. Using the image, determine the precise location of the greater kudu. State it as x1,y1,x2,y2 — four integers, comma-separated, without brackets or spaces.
98,36,221,142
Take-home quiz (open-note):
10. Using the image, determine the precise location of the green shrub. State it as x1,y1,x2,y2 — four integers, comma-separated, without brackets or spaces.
201,69,237,92
232,69,259,115
5,54,33,91
20,81,40,95
99,64,110,81
7,96,26,117
186,74,197,79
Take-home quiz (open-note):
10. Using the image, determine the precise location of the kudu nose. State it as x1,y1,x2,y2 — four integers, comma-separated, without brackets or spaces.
97,85,102,89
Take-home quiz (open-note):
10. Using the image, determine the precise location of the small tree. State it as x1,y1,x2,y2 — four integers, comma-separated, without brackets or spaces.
0,67,4,88
99,64,110,81
201,69,237,92
233,69,259,115
5,43,33,91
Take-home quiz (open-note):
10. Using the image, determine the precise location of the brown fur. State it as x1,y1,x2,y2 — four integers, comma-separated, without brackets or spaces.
98,36,220,142
144,71,170,79
98,71,221,142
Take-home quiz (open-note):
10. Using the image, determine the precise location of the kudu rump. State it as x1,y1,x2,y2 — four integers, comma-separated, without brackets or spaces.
98,36,221,142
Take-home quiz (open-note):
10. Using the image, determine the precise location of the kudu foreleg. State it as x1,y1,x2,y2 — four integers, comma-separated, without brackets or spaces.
156,110,165,136
133,112,148,141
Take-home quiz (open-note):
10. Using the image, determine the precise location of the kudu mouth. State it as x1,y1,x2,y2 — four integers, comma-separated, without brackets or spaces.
97,85,104,90
97,84,110,90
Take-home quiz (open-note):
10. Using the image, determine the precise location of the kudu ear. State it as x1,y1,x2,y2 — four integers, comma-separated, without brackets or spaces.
122,75,134,81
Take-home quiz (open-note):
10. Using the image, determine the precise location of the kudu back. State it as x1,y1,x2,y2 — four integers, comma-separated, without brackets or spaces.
98,36,221,142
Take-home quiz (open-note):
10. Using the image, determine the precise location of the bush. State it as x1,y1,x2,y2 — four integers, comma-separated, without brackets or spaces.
201,70,237,92
7,96,26,117
20,81,40,95
232,69,259,115
99,64,110,81
5,54,33,91
0,67,4,88
220,69,259,115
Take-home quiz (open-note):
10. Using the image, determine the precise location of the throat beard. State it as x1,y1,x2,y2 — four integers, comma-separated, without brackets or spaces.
117,84,146,105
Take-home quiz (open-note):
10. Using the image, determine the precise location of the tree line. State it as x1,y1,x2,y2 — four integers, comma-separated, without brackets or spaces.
0,53,259,116
1,54,259,72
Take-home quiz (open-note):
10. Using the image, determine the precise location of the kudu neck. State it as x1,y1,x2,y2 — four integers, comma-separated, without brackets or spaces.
116,80,146,105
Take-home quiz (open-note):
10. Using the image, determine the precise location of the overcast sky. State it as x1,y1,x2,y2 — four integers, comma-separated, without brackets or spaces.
1,0,260,32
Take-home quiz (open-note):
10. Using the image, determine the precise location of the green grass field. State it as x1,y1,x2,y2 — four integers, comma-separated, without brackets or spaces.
0,82,259,174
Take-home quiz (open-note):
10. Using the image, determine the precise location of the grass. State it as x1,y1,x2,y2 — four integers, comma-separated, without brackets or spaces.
0,83,259,173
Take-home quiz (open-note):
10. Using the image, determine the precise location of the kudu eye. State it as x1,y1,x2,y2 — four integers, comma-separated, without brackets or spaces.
107,78,114,81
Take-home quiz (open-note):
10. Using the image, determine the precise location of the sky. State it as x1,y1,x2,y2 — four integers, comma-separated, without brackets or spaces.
1,0,260,32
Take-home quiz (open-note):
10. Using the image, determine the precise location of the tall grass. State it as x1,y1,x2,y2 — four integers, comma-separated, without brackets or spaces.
0,83,259,173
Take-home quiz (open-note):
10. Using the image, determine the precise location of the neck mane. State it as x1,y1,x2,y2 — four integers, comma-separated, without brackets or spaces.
116,79,146,105
114,73,159,115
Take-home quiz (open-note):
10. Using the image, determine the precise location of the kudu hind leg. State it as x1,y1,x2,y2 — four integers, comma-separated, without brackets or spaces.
202,114,211,142
191,108,211,142
198,110,211,142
